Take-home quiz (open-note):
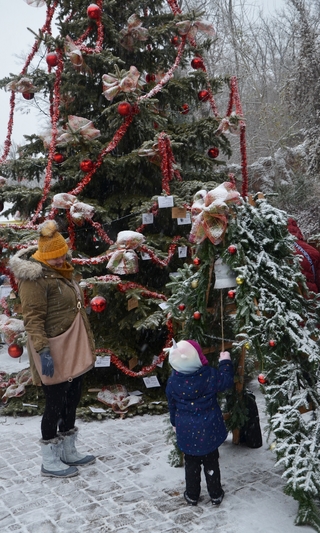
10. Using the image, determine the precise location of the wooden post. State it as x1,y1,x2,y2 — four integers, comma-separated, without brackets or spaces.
232,344,246,444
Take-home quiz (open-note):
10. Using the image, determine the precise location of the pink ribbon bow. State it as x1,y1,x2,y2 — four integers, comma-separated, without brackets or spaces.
52,193,95,225
176,20,215,39
56,116,101,145
119,14,149,51
107,230,145,275
189,182,240,245
102,66,142,102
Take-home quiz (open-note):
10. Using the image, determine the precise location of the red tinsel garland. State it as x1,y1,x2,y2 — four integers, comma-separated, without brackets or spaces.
158,132,182,194
139,236,181,268
117,281,167,301
95,318,173,377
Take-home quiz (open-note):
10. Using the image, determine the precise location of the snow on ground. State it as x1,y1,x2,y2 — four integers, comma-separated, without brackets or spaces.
0,342,315,533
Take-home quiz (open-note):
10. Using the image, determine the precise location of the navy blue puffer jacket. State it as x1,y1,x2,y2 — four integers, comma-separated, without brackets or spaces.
166,360,234,456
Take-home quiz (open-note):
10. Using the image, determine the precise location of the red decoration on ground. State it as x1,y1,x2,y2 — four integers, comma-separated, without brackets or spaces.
178,304,185,311
193,311,201,320
146,74,156,83
228,245,237,254
191,57,204,70
269,339,276,347
180,104,189,115
171,36,179,46
207,147,219,159
258,373,268,385
90,296,107,313
80,159,94,172
227,290,236,299
22,92,34,100
87,3,101,20
193,257,201,266
53,153,65,164
8,344,23,359
46,52,59,67
198,90,210,102
117,102,132,116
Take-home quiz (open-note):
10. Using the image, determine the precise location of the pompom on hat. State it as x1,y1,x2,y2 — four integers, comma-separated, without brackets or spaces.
168,339,208,374
33,220,69,261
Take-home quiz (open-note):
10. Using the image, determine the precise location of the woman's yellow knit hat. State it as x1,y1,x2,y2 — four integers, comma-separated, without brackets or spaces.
34,220,69,260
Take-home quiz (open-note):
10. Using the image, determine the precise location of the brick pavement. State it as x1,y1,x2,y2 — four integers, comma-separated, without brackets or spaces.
0,381,315,533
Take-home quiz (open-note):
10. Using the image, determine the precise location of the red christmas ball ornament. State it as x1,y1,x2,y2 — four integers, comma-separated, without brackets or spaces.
193,311,201,320
46,52,59,67
146,73,156,83
87,3,101,20
8,344,23,358
53,153,65,164
227,290,236,299
117,101,132,116
180,104,189,115
80,159,94,172
228,245,237,255
178,304,186,311
193,257,201,266
198,90,210,102
191,57,204,70
258,373,268,385
207,147,220,159
269,339,276,347
90,296,107,313
22,92,34,100
171,36,180,46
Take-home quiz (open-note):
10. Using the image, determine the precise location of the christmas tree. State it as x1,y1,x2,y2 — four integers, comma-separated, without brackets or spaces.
0,1,245,402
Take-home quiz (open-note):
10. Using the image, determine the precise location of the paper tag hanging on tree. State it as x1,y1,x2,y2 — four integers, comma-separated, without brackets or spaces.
158,196,174,208
95,355,111,367
142,213,154,224
172,207,186,219
141,252,151,260
177,213,191,225
178,246,188,258
143,376,161,388
213,258,237,289
128,297,139,311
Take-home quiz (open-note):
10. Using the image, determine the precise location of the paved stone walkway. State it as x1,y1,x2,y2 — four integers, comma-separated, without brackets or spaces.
0,381,314,533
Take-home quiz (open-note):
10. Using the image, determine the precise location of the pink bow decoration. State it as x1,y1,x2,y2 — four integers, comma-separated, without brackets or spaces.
215,115,240,136
137,140,161,166
56,116,101,145
0,315,25,345
189,182,240,245
24,0,45,6
176,20,215,39
107,230,145,275
6,77,37,93
64,36,83,67
52,193,95,225
119,14,149,51
102,66,142,102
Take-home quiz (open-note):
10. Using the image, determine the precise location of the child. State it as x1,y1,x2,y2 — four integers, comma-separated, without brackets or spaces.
165,339,234,506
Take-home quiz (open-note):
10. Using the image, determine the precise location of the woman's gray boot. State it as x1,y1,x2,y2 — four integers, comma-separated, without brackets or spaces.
40,436,79,477
59,427,96,466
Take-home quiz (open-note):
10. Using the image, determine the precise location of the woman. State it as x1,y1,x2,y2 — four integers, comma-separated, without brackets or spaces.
10,220,96,478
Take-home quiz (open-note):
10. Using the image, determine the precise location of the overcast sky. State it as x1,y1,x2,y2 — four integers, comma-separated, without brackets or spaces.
0,0,285,148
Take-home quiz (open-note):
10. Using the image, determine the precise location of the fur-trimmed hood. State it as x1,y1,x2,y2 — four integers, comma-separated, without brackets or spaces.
9,246,43,281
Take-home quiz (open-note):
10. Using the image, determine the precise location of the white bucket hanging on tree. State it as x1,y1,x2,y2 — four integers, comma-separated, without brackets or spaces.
213,258,237,289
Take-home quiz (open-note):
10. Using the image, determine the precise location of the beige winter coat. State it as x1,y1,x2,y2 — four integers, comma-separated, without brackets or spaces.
9,246,95,385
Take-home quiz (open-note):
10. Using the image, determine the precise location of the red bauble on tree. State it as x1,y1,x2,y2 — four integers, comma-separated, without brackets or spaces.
90,296,107,313
191,57,204,70
117,101,132,116
22,92,34,100
198,90,210,102
87,3,101,20
269,339,276,347
178,304,185,311
193,257,201,266
207,147,219,159
8,344,23,358
146,73,156,83
258,373,268,385
193,311,201,320
171,36,180,46
53,153,65,164
180,104,189,115
227,290,236,299
228,245,237,255
80,159,94,172
46,52,59,67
